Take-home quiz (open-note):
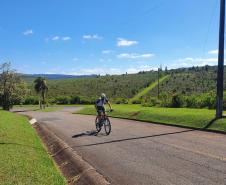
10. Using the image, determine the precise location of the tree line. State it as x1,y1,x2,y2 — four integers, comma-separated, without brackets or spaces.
0,63,48,110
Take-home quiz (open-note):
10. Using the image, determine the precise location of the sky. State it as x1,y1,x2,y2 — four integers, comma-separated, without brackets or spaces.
0,0,222,75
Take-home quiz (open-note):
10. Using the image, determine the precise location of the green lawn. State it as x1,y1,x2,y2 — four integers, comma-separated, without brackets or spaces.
75,104,226,133
0,110,66,185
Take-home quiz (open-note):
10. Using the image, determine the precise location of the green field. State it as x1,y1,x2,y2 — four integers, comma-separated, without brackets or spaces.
0,110,66,185
75,104,226,132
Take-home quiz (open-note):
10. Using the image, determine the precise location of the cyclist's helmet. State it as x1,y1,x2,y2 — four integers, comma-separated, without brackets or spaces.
101,93,106,100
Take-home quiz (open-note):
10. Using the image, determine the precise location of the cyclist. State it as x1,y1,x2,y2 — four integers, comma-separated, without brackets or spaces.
95,93,113,119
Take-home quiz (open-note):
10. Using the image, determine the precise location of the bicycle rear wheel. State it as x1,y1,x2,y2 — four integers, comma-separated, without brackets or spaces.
95,116,102,132
104,118,111,135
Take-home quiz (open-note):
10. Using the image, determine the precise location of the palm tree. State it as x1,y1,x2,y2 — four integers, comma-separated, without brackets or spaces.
34,77,48,109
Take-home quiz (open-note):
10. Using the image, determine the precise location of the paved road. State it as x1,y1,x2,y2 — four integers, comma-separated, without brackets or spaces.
16,107,226,185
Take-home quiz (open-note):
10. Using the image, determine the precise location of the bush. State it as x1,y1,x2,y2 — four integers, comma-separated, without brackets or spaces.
70,96,81,104
79,96,96,104
131,99,141,104
55,96,71,104
24,96,39,105
171,94,185,108
142,97,159,107
114,98,128,104
159,92,171,107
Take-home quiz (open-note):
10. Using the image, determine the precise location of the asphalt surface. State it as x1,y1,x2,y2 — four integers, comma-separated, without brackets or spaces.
15,107,226,185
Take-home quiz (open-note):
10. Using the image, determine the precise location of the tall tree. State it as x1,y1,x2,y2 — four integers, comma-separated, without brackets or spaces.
0,63,27,110
34,77,48,109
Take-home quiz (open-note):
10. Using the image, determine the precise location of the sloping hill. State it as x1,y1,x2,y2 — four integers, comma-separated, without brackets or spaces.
129,75,170,104
26,71,159,104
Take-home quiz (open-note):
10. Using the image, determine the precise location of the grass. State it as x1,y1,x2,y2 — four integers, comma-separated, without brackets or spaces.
0,110,66,185
129,75,170,103
14,105,62,112
75,104,226,133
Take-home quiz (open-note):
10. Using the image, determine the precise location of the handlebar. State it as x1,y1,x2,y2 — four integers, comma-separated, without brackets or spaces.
105,109,113,112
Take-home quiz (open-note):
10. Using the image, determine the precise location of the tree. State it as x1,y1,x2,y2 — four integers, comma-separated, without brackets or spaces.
0,63,28,110
34,77,48,109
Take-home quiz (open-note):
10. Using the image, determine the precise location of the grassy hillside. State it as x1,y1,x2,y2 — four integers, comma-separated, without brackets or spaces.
23,65,226,108
129,75,170,104
0,110,66,185
137,66,226,108
148,66,218,97
26,71,159,104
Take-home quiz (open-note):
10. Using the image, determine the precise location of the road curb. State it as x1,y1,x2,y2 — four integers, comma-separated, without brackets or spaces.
33,121,110,185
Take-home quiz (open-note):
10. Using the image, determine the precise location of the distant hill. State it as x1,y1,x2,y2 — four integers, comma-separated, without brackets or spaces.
20,74,97,81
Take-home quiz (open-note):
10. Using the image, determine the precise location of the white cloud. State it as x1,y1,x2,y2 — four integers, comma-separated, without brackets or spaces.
127,65,158,73
208,49,226,55
46,36,71,42
23,29,33,36
117,53,155,59
208,49,218,54
62,36,71,41
52,36,60,41
83,34,103,40
170,57,218,69
117,38,138,47
102,50,113,54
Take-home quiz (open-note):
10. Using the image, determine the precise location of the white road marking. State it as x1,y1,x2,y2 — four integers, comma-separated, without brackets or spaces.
29,118,37,125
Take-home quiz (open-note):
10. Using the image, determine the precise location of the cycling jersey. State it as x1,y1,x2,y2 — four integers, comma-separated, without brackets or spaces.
95,97,109,107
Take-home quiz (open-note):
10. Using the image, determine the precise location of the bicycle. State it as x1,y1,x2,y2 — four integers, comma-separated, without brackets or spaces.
95,110,112,135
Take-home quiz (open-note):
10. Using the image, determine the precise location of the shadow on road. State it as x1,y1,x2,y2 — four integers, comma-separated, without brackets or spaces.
72,117,226,147
203,118,218,129
73,129,195,148
72,130,98,138
72,130,111,138
203,116,226,130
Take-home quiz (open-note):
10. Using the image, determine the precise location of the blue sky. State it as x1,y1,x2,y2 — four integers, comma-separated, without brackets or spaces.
0,0,221,75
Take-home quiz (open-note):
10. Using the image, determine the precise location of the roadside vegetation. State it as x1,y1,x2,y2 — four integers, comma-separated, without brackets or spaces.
34,77,48,109
0,63,28,110
21,65,226,110
75,104,226,133
0,110,66,185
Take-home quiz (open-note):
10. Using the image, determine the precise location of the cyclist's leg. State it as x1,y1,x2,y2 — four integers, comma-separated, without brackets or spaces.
102,106,106,119
96,106,101,120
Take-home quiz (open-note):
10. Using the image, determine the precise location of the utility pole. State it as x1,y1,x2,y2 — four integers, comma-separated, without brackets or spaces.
216,0,225,118
157,67,160,99
157,64,162,99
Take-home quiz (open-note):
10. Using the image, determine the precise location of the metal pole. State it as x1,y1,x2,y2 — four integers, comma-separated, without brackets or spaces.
157,68,160,99
216,0,225,118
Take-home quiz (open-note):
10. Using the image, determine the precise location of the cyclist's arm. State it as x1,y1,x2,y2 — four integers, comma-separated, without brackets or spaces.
107,101,112,110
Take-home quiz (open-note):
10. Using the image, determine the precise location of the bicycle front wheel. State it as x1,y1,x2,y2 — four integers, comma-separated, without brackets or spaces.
104,118,111,135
